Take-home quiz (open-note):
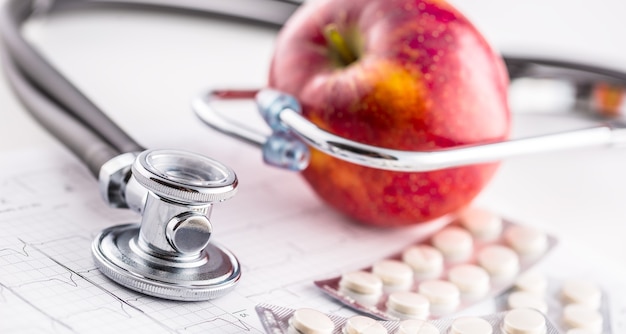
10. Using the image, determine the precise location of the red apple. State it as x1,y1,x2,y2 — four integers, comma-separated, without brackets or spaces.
268,0,510,227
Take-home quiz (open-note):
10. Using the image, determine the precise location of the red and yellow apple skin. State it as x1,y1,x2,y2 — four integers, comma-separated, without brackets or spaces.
268,0,511,227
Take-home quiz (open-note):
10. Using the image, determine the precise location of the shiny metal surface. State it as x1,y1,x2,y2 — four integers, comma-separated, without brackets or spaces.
166,212,213,254
194,88,626,172
92,224,240,301
4,0,249,301
136,191,211,255
132,149,238,204
278,106,626,172
98,152,140,208
94,149,240,300
192,90,266,148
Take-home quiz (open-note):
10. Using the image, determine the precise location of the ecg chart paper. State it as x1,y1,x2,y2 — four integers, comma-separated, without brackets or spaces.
1,148,625,333
0,148,449,333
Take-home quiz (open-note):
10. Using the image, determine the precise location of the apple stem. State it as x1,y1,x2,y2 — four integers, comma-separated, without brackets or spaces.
323,24,357,65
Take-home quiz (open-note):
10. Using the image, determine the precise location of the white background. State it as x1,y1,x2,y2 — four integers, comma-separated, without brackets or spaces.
0,0,624,329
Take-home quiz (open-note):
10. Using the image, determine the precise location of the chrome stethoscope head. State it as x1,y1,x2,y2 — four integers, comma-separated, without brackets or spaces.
93,149,240,301
4,0,626,303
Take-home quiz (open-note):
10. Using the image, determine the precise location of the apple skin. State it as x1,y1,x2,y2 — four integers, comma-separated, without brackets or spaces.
268,0,510,227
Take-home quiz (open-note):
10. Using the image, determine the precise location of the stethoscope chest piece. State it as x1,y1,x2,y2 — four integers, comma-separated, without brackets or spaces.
92,224,240,300
92,150,241,301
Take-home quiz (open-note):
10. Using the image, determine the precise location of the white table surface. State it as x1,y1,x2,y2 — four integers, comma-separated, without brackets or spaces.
0,0,624,330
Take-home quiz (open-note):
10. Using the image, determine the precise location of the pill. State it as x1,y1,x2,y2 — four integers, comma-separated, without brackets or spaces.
288,308,334,334
507,291,548,314
396,319,440,334
561,279,602,309
340,271,383,294
457,207,503,241
477,245,519,279
448,264,490,299
565,329,596,334
339,271,383,305
402,245,444,279
372,260,414,290
562,304,603,334
417,280,460,314
514,270,547,296
431,226,473,262
503,225,548,256
449,317,493,334
344,315,388,334
385,291,430,320
503,308,546,334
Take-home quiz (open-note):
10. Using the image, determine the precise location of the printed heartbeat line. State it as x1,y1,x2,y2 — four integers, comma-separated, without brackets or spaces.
244,277,312,299
0,236,89,259
220,205,322,235
179,316,257,333
0,203,43,216
29,235,92,246
59,305,133,320
0,282,78,334
14,275,78,289
0,152,383,333
241,235,351,273
0,243,29,257
242,251,302,272
15,241,178,333
76,267,100,275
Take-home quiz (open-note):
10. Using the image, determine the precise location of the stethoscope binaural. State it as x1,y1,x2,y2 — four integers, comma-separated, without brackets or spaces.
2,0,626,302
195,58,626,173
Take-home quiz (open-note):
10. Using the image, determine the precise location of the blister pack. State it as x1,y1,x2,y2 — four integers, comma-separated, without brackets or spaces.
314,207,558,320
499,270,611,334
255,303,562,334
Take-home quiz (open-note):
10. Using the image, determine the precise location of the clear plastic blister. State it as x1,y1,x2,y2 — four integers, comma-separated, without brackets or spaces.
255,303,563,334
499,271,612,334
314,208,558,320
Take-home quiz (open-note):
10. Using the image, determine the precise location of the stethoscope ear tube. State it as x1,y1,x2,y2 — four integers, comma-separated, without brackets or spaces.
0,0,145,155
1,48,120,177
504,55,626,84
194,88,626,173
4,0,626,302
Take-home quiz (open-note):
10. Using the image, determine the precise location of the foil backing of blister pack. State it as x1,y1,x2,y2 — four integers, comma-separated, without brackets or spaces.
314,215,558,320
255,303,563,334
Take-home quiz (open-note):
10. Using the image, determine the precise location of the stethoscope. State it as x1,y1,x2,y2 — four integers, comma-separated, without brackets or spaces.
2,0,626,302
